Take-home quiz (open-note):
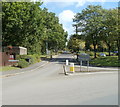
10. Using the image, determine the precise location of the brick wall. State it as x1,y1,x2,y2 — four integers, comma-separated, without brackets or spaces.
0,52,10,66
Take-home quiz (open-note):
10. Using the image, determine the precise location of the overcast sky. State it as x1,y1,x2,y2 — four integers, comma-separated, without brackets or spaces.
41,0,119,38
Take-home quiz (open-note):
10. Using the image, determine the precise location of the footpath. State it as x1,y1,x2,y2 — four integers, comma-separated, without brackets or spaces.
0,55,58,78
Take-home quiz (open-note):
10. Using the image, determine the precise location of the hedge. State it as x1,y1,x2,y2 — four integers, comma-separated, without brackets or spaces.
18,59,29,68
16,54,41,68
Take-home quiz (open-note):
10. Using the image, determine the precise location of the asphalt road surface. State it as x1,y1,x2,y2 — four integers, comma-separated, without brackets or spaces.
2,54,118,105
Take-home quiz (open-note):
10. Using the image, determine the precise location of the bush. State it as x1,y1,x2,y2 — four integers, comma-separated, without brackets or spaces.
18,59,29,68
16,54,41,65
86,51,94,56
16,55,28,60
33,54,41,62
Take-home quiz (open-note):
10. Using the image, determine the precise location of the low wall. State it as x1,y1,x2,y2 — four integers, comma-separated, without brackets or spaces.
0,52,10,66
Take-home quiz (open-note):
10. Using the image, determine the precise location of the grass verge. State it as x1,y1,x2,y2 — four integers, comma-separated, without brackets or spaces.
90,56,119,67
0,66,20,72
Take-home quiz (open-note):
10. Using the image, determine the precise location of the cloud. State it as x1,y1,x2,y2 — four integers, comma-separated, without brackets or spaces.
58,10,75,36
59,10,75,23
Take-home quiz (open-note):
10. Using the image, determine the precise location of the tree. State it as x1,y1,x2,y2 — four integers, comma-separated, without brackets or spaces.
101,9,118,56
41,8,67,53
73,5,120,58
2,2,68,54
67,35,85,52
2,2,44,54
74,5,104,58
118,2,120,61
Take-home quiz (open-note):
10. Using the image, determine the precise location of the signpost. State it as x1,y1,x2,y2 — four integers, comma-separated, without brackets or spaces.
78,53,90,72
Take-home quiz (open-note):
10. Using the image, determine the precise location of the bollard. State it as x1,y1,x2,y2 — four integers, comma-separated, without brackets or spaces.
66,60,69,65
70,63,75,73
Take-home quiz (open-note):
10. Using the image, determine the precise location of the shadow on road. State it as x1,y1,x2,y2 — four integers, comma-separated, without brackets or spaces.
41,54,90,66
41,57,75,62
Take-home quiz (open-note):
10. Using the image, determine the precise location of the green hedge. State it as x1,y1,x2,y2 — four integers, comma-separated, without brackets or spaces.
16,54,41,68
18,59,29,68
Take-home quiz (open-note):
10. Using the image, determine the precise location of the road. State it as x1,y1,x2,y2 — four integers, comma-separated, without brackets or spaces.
2,54,118,105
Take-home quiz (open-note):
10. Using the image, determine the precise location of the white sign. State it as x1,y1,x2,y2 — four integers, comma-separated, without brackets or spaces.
8,60,19,62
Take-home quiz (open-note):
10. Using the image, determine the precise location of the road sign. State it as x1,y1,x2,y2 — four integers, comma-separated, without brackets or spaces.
78,53,90,61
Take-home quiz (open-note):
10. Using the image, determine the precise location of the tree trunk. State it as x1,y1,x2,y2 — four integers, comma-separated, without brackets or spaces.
94,45,97,58
108,45,111,56
106,42,111,56
93,41,97,58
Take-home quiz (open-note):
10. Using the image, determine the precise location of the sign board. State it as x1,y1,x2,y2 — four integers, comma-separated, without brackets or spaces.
8,60,19,62
78,53,90,61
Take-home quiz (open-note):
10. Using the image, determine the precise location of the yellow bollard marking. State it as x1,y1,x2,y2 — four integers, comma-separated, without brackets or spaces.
70,67,74,72
70,63,75,72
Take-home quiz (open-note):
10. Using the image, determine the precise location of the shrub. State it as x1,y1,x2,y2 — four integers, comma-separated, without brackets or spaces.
18,59,29,68
86,51,94,56
16,54,41,65
33,54,41,62
27,55,36,64
16,55,28,60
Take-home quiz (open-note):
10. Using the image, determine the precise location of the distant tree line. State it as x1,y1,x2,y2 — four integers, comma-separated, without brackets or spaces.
2,2,68,54
68,5,120,60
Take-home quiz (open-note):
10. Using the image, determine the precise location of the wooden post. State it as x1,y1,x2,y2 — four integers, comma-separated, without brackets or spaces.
87,61,89,72
63,65,68,75
80,61,82,72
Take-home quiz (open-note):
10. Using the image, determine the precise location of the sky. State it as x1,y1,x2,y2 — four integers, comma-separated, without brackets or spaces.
40,0,119,38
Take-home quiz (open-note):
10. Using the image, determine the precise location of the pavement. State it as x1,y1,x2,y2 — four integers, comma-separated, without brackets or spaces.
0,54,58,78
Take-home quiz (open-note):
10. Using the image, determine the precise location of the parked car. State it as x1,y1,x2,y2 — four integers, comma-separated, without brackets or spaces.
99,53,106,57
114,51,118,53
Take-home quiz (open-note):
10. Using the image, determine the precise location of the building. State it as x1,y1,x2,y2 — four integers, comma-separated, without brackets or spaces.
0,46,27,66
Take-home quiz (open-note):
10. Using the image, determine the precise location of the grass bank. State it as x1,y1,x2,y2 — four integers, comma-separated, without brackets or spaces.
90,56,119,67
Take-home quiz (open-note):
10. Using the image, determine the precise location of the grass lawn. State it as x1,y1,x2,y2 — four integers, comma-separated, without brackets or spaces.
0,66,20,72
90,56,119,67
